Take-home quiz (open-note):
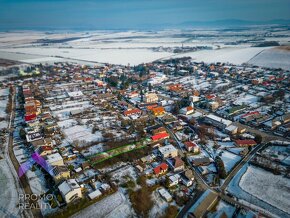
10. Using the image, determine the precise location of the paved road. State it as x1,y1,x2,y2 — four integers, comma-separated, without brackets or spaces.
221,143,267,191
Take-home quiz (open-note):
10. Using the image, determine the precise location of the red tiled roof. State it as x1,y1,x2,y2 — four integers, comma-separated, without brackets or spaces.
25,114,37,122
184,141,197,148
241,111,260,118
41,146,53,151
151,132,169,141
153,163,168,174
124,108,141,116
187,106,194,111
206,94,216,100
235,139,257,146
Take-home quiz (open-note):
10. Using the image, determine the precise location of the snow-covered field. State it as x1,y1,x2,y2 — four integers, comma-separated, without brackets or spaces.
0,29,289,67
248,48,290,70
0,160,20,217
172,47,271,65
227,164,290,217
233,94,260,107
239,165,290,214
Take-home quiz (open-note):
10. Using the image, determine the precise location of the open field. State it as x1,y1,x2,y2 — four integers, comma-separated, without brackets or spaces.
0,28,289,68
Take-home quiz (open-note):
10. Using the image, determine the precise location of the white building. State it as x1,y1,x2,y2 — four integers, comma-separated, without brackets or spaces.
148,73,167,86
204,114,232,129
144,93,158,103
58,179,82,203
88,189,102,200
46,153,64,166
158,144,178,158
158,188,172,202
179,106,194,115
189,96,200,103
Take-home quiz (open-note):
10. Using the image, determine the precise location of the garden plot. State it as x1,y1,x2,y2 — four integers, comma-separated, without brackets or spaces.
71,191,135,218
26,169,48,196
234,94,260,107
81,144,104,157
109,165,138,184
63,125,103,143
0,100,7,118
149,190,170,218
239,165,290,214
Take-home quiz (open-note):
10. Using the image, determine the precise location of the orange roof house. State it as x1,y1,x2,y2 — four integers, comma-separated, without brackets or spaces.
151,106,165,116
124,108,142,116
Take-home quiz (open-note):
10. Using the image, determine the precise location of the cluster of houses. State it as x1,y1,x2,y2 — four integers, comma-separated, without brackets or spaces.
3,57,288,215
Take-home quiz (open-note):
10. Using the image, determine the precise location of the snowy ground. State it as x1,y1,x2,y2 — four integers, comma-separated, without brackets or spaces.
172,47,271,65
0,160,20,218
149,190,169,218
219,151,241,173
109,165,138,184
71,191,135,218
233,94,260,107
239,165,290,214
63,125,103,143
227,164,290,217
0,29,289,67
248,48,290,70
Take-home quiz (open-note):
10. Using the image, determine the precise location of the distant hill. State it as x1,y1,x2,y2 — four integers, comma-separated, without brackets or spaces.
178,19,290,28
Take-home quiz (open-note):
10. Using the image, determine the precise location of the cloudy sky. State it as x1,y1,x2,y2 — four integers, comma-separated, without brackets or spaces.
0,0,289,30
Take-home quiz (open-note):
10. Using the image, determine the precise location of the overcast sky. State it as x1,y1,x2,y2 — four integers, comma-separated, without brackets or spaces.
0,0,289,30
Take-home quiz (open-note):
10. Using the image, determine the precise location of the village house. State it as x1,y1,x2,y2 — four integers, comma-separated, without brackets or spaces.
153,162,168,176
151,106,166,116
168,174,180,187
152,127,167,135
166,156,185,172
144,93,158,103
184,141,200,153
158,144,178,158
123,108,142,117
181,170,194,187
51,165,70,183
36,145,53,156
158,188,172,202
58,179,82,203
235,139,257,147
46,153,64,166
151,132,170,142
204,114,232,129
179,106,194,115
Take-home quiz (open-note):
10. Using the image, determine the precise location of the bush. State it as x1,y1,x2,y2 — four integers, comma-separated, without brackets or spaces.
161,205,179,218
